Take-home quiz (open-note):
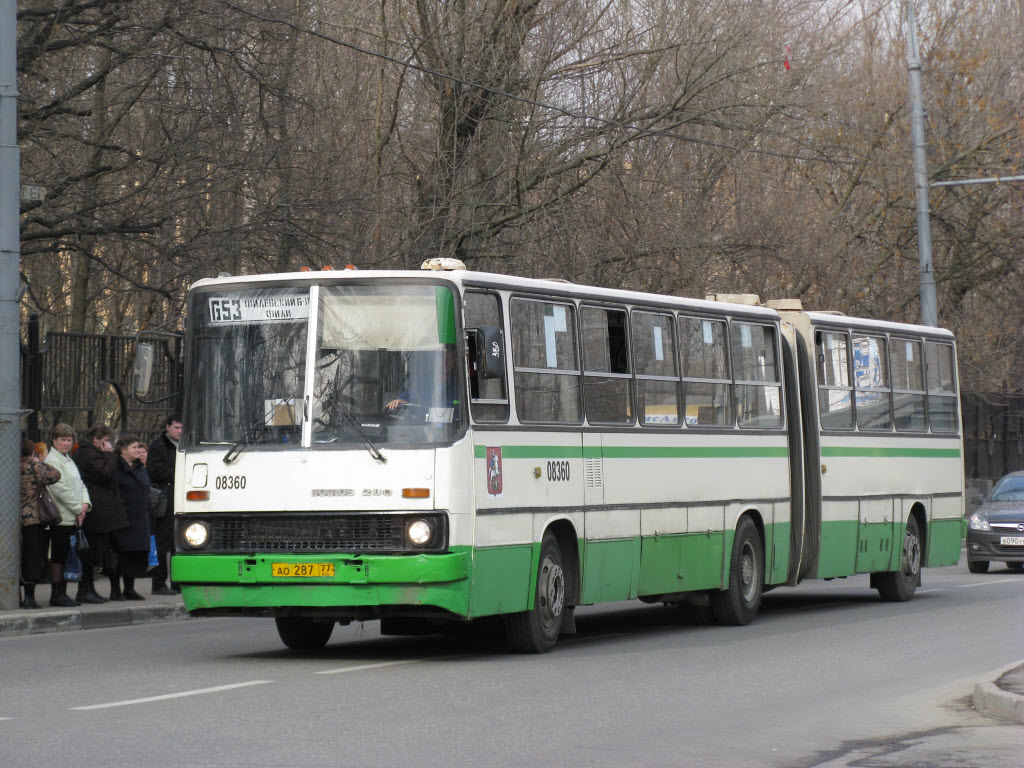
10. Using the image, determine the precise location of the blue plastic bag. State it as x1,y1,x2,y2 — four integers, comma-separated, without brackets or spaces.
64,535,82,582
148,534,158,568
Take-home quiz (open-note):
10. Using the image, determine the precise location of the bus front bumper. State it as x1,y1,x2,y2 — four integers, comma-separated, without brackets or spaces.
171,551,470,619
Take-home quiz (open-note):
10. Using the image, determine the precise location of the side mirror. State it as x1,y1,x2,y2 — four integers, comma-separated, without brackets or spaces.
468,327,505,379
972,493,986,506
134,342,155,397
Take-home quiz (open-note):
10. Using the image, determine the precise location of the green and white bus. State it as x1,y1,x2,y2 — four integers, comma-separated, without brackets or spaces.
168,261,963,652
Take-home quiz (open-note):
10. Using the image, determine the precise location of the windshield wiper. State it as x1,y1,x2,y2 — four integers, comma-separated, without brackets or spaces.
223,401,291,464
324,392,387,464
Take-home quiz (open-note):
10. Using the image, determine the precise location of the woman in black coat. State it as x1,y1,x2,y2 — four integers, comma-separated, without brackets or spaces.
113,434,152,600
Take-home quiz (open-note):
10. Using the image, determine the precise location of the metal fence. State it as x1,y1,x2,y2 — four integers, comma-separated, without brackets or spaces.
962,395,1024,483
21,315,182,446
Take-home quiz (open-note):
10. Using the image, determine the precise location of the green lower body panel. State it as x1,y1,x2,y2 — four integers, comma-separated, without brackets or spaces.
816,520,859,578
927,518,962,567
172,550,471,618
582,538,640,604
469,544,534,617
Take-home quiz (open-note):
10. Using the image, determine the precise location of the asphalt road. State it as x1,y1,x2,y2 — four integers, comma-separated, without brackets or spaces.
2,565,1022,768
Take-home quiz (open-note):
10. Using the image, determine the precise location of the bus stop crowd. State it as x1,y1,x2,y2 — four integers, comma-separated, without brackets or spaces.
16,414,180,609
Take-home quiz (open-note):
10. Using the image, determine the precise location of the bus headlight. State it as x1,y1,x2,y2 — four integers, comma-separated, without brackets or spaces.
406,519,433,546
184,521,210,548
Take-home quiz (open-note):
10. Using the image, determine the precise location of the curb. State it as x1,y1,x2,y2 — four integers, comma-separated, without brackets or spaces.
972,662,1024,725
0,603,193,637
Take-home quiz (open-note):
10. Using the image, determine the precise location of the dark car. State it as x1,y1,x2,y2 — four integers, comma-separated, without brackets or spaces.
967,471,1024,573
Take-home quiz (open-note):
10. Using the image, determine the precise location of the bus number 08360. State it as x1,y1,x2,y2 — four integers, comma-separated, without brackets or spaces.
215,475,247,490
547,460,570,482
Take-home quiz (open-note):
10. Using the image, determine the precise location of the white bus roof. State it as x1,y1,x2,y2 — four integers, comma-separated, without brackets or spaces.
804,311,955,339
189,269,782,320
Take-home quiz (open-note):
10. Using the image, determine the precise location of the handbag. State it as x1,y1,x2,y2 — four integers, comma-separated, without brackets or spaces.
148,535,159,568
64,537,83,582
37,488,61,526
75,525,90,554
150,486,168,518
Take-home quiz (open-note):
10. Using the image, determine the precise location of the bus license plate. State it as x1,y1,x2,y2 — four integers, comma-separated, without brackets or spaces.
271,563,335,578
999,536,1024,546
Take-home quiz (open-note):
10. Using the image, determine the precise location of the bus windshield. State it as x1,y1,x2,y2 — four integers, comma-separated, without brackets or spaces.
312,284,462,447
186,286,310,447
183,281,463,449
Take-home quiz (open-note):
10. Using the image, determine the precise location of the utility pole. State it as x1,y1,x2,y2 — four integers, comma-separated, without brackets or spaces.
0,0,22,609
906,0,938,328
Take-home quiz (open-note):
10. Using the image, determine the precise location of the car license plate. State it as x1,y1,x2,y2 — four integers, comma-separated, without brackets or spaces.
271,563,335,578
999,536,1024,546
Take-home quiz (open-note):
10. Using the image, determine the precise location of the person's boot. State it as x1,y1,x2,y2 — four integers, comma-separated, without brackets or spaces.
21,583,41,610
152,580,176,596
76,578,107,604
123,576,144,600
108,575,124,601
50,580,78,608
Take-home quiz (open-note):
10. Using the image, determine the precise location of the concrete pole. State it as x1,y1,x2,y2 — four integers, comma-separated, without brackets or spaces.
907,0,938,327
0,0,23,609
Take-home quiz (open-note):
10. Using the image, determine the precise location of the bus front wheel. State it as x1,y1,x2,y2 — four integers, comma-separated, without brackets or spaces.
275,617,334,650
504,532,565,653
711,516,763,626
874,515,922,602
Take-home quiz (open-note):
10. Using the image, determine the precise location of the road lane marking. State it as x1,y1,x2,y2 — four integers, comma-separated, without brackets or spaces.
0,717,11,721
70,680,273,710
315,659,424,675
957,578,1019,588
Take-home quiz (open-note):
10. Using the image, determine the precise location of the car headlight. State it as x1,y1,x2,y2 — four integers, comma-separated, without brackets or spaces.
184,521,210,548
406,519,433,546
968,513,991,532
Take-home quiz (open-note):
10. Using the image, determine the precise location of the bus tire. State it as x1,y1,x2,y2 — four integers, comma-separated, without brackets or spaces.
967,558,989,574
875,515,922,602
275,617,334,650
711,516,763,626
503,532,565,653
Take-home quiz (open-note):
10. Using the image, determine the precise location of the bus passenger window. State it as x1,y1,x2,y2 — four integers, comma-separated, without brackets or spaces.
925,342,958,433
853,335,892,430
582,306,633,425
631,311,679,426
732,323,783,428
465,292,509,423
816,331,854,430
891,338,926,431
680,316,733,426
510,299,581,423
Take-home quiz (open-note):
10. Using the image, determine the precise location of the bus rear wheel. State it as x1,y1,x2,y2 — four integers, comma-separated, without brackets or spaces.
504,532,565,653
874,516,921,602
711,516,763,626
275,617,334,650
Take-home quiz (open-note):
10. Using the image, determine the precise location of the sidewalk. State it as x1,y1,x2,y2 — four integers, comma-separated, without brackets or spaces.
2,582,1022,724
0,580,192,636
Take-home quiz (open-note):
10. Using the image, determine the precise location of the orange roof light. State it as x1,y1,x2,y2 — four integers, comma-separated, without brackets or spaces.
186,490,210,501
402,488,430,499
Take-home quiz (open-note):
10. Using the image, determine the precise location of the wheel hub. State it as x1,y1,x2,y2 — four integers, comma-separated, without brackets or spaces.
740,541,758,602
539,557,564,622
904,530,921,577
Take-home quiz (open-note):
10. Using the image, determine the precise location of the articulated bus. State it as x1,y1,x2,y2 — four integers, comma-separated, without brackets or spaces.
168,261,963,652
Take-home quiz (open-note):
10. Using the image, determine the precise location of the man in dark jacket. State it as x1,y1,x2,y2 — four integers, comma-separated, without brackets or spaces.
148,414,181,594
73,424,129,603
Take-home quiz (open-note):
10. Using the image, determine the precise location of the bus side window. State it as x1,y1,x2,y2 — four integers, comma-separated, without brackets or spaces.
680,316,733,427
852,334,892,431
581,306,633,425
510,298,581,423
465,292,509,423
816,331,854,430
925,341,958,433
631,311,679,426
731,323,783,429
891,338,926,432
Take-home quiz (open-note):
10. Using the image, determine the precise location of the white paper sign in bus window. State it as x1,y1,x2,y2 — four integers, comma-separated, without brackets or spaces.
543,305,568,368
653,326,665,361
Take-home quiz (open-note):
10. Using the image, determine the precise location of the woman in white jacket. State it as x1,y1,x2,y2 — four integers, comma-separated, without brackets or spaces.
44,423,91,607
